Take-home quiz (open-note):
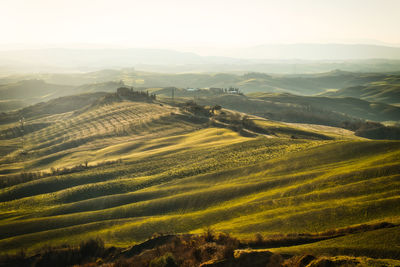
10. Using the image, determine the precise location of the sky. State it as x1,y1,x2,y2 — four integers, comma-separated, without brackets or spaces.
1,0,400,54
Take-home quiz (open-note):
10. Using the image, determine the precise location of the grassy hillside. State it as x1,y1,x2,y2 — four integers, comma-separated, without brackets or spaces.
322,75,400,105
0,92,107,124
0,99,27,112
0,94,399,262
271,225,400,260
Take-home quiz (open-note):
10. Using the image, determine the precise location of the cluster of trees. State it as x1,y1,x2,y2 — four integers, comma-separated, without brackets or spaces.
0,238,107,267
117,87,156,101
354,122,400,140
180,101,221,117
338,120,400,140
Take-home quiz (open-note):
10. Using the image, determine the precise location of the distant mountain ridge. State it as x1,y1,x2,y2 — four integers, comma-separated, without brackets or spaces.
237,43,400,60
1,44,400,73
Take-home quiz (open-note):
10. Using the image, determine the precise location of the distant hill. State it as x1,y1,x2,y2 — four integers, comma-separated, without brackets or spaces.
248,92,400,122
193,92,400,124
0,79,74,103
322,75,400,105
0,80,125,112
75,81,124,93
236,43,400,60
0,92,106,124
0,99,27,112
2,70,400,98
18,69,395,95
1,45,400,73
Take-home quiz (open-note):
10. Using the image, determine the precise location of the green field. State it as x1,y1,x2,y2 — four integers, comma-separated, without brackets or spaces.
0,98,399,261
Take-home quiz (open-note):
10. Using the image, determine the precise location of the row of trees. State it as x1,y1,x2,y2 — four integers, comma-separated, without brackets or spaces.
117,87,156,101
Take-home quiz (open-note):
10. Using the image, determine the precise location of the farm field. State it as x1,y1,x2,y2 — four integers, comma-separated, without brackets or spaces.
0,96,399,264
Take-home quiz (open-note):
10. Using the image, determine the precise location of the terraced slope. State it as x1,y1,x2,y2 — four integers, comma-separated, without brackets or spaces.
0,99,399,260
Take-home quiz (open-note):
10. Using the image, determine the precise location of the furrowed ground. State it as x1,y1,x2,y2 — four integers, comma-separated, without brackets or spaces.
0,99,399,261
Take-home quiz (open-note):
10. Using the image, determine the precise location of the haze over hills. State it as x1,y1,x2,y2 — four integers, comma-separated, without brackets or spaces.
234,43,400,60
1,44,400,73
1,69,399,100
2,0,400,265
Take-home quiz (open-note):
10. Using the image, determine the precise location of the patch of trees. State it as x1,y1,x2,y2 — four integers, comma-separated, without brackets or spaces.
180,101,221,117
338,120,400,140
90,87,157,107
0,238,108,267
354,122,400,140
117,87,156,101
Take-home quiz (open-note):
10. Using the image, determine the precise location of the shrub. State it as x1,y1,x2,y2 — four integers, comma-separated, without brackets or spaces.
79,238,105,257
149,253,178,267
203,227,215,243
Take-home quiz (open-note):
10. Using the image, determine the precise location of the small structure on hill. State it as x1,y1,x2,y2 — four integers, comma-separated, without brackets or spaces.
227,87,240,94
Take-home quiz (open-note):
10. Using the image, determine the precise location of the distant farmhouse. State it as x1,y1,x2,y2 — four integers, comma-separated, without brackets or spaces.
176,87,243,98
227,87,240,94
201,87,242,94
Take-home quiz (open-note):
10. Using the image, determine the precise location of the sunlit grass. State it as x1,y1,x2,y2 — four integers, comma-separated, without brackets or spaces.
0,101,399,257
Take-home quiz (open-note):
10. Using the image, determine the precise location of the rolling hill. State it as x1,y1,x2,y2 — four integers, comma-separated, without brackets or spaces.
191,92,400,125
0,79,74,107
0,91,399,263
322,75,400,105
0,80,126,112
247,92,400,122
2,70,399,96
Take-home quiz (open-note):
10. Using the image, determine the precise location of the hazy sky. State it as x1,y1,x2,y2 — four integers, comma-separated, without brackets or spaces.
1,0,400,52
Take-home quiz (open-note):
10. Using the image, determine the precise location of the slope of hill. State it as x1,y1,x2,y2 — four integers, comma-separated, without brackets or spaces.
74,81,124,94
0,99,27,112
0,92,107,124
0,93,399,262
322,75,400,105
247,92,400,122
0,79,74,104
0,80,127,112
